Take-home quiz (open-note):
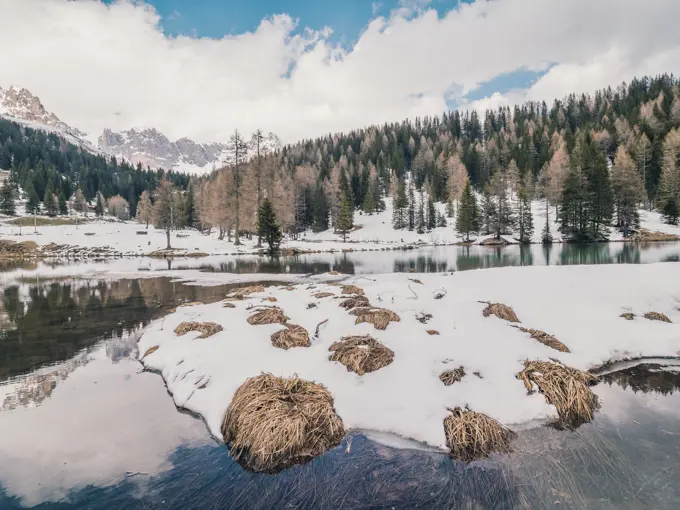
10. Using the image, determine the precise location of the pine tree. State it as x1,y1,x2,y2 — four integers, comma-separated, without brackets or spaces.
73,188,87,214
456,181,479,242
95,191,105,218
516,184,534,244
0,180,16,216
312,185,329,232
612,146,644,237
662,197,679,225
488,171,515,239
227,129,248,245
392,181,408,229
585,138,614,240
427,196,437,230
25,182,40,215
436,210,447,227
541,199,553,244
153,178,180,249
362,185,375,214
416,189,425,234
481,185,496,235
184,182,196,229
336,188,354,241
371,179,385,212
58,191,68,215
407,180,416,231
44,179,57,217
445,199,454,219
257,198,283,255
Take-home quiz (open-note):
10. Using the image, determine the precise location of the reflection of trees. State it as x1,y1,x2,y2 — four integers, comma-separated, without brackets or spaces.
192,257,345,275
614,243,641,264
559,243,613,265
393,256,448,273
456,246,519,271
0,278,228,381
603,364,680,396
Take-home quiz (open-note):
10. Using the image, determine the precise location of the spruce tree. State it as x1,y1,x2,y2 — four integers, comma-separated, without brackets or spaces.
73,188,87,214
427,197,437,230
44,179,57,217
481,186,496,235
184,182,196,229
336,189,354,241
516,185,534,243
25,182,40,215
371,179,385,212
58,191,68,215
541,199,553,244
456,181,479,242
0,180,16,216
407,181,416,231
392,181,408,229
445,199,454,218
95,191,105,218
662,197,679,225
362,185,375,214
437,210,447,227
312,185,329,232
257,198,283,255
416,190,425,234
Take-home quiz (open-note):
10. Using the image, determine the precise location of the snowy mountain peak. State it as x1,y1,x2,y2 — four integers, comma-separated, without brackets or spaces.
0,85,87,140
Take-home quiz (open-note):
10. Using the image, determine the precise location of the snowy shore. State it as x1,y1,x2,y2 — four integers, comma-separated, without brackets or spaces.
138,264,680,450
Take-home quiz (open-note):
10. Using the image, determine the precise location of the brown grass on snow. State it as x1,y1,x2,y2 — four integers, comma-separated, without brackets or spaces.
481,301,520,323
511,325,570,353
313,292,335,299
440,367,466,386
339,295,370,310
517,360,599,427
142,345,159,359
341,285,365,296
427,330,440,336
350,307,400,330
280,286,296,291
229,285,266,299
221,374,344,473
328,335,394,375
263,296,278,303
644,311,672,323
174,321,223,339
619,312,635,320
271,324,310,349
443,407,516,462
248,307,288,325
223,302,236,308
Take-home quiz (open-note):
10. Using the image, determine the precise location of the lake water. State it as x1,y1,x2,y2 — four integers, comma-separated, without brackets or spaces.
1,276,680,509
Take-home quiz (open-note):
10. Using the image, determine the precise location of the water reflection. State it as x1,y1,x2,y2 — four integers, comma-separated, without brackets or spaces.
602,363,680,396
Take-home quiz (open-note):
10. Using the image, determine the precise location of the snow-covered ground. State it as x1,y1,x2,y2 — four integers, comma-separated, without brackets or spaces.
1,199,679,258
138,264,680,450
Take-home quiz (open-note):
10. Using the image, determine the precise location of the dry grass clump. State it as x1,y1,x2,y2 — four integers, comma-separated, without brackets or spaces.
313,292,335,299
179,301,203,307
174,321,223,339
440,367,466,386
619,312,635,320
481,302,520,323
443,407,516,462
517,360,599,427
263,296,278,303
223,302,236,308
341,285,365,296
271,324,310,349
247,307,288,325
328,335,394,375
427,330,440,336
644,311,672,323
512,325,570,353
230,285,266,299
141,345,159,359
280,286,296,291
350,307,401,330
339,295,370,310
221,374,345,473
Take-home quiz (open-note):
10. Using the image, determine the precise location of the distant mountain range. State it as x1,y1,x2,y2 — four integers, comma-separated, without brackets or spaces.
0,85,281,175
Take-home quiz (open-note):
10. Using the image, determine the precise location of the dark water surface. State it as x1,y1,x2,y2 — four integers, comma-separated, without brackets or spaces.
1,278,680,509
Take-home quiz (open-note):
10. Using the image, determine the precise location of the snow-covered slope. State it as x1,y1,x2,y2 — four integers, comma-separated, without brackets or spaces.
98,128,281,175
0,86,96,152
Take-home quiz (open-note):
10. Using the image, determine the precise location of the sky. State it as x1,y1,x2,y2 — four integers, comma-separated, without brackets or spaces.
1,0,679,145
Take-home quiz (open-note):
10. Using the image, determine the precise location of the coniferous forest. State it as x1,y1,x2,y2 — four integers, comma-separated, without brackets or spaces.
2,74,680,243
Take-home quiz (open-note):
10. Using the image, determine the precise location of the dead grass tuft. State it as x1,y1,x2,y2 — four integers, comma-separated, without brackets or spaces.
511,325,570,353
619,312,635,320
179,301,203,307
440,367,466,386
350,307,401,330
271,324,310,350
443,407,516,462
328,335,394,375
221,374,345,473
517,360,599,427
644,311,672,323
341,285,365,296
339,295,370,310
313,292,335,299
174,321,223,339
427,330,440,336
230,285,266,299
223,302,236,308
142,345,159,359
263,296,278,303
247,307,288,325
481,302,520,323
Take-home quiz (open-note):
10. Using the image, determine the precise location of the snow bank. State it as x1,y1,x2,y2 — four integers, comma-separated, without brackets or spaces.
138,264,680,450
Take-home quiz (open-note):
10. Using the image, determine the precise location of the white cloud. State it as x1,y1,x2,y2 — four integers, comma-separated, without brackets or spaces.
1,0,680,144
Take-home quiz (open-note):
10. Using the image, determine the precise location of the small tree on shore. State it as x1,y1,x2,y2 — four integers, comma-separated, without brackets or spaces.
456,181,480,242
336,188,354,241
153,178,181,249
73,188,87,214
108,195,130,220
95,191,105,218
136,190,153,228
257,198,283,255
0,180,16,216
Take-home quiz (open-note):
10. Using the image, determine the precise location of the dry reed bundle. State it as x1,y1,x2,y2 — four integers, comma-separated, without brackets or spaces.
264,297,278,303
174,321,223,339
221,374,345,473
341,285,365,296
644,311,672,323
271,324,310,349
142,345,159,359
427,330,440,335
481,302,520,323
247,308,288,325
313,292,335,299
443,407,516,462
512,325,570,353
619,312,635,320
350,307,400,330
339,295,370,310
517,360,599,427
328,335,394,375
230,285,266,299
440,367,466,386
